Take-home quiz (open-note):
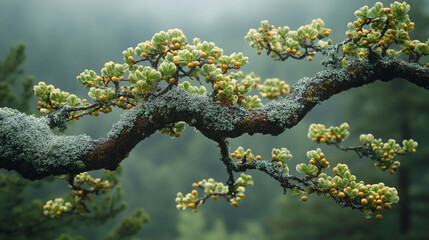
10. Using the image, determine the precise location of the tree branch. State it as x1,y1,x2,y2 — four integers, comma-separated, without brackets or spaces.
1,56,428,180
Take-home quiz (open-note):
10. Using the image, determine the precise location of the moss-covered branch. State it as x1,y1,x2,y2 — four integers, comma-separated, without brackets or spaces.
0,54,428,180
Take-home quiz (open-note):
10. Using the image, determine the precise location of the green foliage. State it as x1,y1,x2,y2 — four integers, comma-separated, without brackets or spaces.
245,19,332,61
308,122,350,143
307,122,417,174
344,2,428,63
2,3,428,238
257,78,290,99
160,121,186,138
178,81,206,95
33,28,268,124
175,211,267,240
102,209,149,240
43,171,117,218
175,173,253,211
0,44,147,239
0,43,34,112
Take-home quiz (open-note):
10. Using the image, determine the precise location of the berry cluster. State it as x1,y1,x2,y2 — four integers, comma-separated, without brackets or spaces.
342,2,428,65
230,146,258,164
315,164,399,220
43,172,116,218
159,121,186,138
257,78,290,100
271,147,293,173
34,29,271,124
175,173,253,212
245,19,332,61
296,148,329,178
359,134,417,174
307,123,350,144
43,198,73,218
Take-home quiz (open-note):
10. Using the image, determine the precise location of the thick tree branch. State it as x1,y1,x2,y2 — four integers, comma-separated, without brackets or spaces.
1,56,428,180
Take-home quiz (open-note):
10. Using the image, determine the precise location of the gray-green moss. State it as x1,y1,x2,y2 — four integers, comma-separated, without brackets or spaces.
107,87,253,139
107,106,144,139
0,107,92,177
254,160,289,179
163,88,251,132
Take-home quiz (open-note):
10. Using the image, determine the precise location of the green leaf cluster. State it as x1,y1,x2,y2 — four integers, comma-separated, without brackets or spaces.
343,1,429,63
307,122,350,143
245,19,332,60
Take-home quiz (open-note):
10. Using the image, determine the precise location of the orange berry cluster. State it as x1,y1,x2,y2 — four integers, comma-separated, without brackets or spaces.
176,174,253,212
359,134,417,174
257,78,290,100
159,121,186,138
271,147,293,173
230,146,258,164
302,163,399,220
245,19,332,61
307,123,350,144
343,2,428,65
43,172,115,218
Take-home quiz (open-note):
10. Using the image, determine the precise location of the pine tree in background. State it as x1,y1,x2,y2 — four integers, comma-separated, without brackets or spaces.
0,44,148,240
0,2,428,239
348,0,429,237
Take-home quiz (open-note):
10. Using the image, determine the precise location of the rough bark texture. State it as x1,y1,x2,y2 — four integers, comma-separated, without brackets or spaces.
0,56,428,180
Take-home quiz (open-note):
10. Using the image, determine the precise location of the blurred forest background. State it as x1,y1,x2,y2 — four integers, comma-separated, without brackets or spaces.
0,0,428,239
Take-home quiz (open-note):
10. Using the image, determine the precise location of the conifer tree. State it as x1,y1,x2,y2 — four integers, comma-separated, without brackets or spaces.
0,2,428,222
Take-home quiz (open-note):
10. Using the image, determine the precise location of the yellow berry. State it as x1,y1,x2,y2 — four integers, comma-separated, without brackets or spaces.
376,214,383,220
175,132,181,138
111,76,118,82
192,183,198,188
169,78,175,84
376,206,382,211
256,155,261,160
127,104,132,109
128,56,134,62
384,203,391,210
338,192,345,198
308,56,313,61
119,96,125,102
187,62,194,68
301,196,308,202
193,61,199,66
361,199,368,205
187,203,195,208
272,154,278,161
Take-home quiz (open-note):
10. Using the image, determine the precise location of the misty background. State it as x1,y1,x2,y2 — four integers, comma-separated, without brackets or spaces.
1,0,428,239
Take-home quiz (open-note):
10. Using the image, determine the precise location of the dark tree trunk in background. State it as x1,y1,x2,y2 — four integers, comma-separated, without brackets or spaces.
398,121,410,234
